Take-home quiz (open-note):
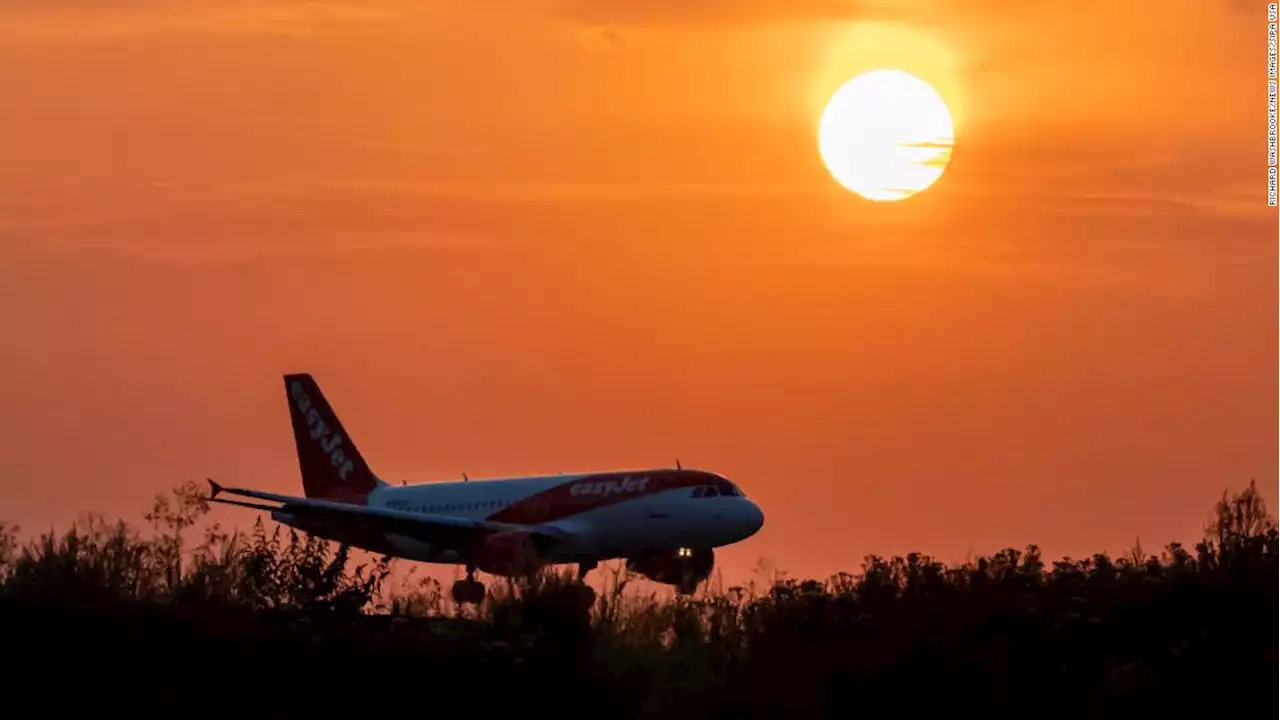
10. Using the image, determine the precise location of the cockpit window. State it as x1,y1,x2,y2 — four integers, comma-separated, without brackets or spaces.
694,485,739,498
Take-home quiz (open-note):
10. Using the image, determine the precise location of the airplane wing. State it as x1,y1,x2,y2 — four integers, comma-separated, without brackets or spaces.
205,479,569,552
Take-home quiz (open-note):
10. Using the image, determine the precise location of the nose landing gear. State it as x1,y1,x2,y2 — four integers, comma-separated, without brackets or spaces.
676,570,699,596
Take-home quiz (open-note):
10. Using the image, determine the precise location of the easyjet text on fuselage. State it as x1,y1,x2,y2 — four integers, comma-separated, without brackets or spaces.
568,475,651,498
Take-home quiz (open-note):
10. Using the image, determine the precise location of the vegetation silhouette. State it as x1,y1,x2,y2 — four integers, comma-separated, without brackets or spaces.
2,480,1274,717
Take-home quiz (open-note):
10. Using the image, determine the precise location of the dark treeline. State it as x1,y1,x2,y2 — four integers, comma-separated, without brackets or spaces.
2,481,1275,718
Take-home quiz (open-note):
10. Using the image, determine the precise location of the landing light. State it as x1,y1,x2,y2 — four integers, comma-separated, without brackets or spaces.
678,547,692,557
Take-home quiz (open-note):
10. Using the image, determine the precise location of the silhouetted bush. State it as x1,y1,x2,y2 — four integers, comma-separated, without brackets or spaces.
1,480,1274,717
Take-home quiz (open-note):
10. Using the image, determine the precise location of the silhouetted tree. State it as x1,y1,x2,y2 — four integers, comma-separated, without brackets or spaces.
0,480,1273,718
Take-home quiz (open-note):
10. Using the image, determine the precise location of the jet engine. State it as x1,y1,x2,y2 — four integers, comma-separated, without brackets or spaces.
626,547,714,594
474,530,545,577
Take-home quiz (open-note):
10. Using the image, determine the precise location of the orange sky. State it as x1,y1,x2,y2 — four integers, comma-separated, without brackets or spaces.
0,0,1275,585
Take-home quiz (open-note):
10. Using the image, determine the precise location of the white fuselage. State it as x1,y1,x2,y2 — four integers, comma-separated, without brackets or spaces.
275,469,764,566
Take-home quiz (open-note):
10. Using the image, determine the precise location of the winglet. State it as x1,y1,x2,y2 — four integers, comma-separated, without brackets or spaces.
207,478,224,500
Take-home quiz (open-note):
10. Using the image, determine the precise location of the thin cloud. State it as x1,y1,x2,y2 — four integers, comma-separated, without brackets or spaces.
240,177,827,203
547,0,883,27
0,0,427,39
539,0,1155,29
576,24,634,52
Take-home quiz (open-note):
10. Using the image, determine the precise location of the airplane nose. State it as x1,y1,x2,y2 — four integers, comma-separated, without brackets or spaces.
741,500,764,537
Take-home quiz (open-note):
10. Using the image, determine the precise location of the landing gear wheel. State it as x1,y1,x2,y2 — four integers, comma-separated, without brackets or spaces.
564,559,598,610
451,578,485,605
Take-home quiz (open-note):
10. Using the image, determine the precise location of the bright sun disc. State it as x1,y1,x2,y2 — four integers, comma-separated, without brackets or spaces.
817,69,955,202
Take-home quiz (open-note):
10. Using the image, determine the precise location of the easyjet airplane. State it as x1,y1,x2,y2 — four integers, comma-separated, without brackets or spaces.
207,373,765,605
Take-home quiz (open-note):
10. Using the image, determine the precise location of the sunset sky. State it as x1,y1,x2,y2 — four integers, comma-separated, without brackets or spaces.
0,0,1275,586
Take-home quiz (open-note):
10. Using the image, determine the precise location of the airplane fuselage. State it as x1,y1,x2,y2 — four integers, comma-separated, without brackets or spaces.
213,373,764,598
273,467,763,567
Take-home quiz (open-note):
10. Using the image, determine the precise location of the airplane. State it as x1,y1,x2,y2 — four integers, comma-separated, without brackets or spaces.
206,373,765,605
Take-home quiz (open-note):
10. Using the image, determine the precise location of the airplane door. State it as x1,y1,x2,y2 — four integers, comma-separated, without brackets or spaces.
644,479,690,547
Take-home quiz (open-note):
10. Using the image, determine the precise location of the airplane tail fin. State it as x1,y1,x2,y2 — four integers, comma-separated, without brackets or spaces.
283,373,386,504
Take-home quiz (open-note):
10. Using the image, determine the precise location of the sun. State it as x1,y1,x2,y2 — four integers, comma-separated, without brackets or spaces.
817,69,955,202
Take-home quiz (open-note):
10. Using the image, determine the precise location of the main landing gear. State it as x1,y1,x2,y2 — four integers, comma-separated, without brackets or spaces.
449,561,600,608
568,560,597,607
451,566,485,605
